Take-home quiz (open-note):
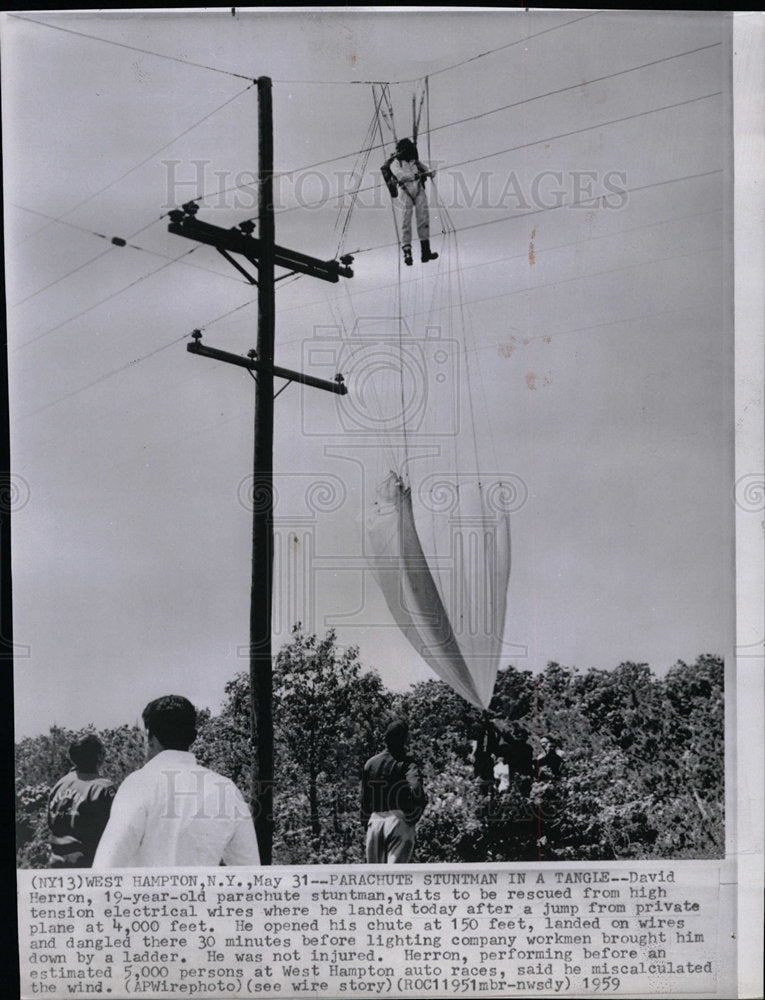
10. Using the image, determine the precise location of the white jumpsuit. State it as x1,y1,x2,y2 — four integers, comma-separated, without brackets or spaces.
390,157,430,245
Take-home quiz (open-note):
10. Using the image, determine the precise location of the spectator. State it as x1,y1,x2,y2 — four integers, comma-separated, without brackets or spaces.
47,734,115,868
361,719,427,863
93,695,260,867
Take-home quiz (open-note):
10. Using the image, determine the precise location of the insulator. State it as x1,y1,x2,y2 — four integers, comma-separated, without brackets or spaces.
111,237,127,247
168,209,185,223
238,220,256,236
182,201,200,215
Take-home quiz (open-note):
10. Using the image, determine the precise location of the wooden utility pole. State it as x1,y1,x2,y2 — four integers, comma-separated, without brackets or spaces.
251,75,276,863
168,76,352,864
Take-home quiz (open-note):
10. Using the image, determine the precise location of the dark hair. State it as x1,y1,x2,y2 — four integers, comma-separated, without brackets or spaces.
142,695,197,751
395,137,418,160
385,719,408,753
69,734,104,771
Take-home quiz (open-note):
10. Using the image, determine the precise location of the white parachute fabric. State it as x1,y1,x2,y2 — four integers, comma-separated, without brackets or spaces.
366,472,511,711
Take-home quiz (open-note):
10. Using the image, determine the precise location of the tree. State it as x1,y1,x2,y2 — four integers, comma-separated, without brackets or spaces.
196,626,393,864
273,625,392,861
15,650,725,866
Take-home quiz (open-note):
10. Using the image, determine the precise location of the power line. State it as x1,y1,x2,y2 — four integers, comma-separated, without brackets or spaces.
19,278,718,425
17,82,255,247
446,91,722,177
203,11,722,203
399,243,722,324
14,211,722,419
9,204,251,306
202,295,259,332
426,42,721,140
11,246,115,308
425,11,603,83
11,168,721,361
271,11,602,86
19,290,260,422
345,167,724,258
259,87,722,222
19,334,190,421
14,248,199,352
272,205,723,336
15,80,717,302
19,22,714,249
8,13,255,80
200,38,720,208
495,301,716,353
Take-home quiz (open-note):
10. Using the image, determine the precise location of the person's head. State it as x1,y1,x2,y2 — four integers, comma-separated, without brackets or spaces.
395,137,417,161
142,695,197,756
384,719,409,757
69,734,104,773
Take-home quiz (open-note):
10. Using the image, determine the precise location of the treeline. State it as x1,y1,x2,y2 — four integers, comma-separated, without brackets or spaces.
15,628,724,867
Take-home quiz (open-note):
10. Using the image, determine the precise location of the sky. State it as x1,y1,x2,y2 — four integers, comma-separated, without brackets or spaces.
2,9,736,737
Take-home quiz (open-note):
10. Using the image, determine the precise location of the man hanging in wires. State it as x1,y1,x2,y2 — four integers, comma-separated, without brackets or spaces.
381,137,439,267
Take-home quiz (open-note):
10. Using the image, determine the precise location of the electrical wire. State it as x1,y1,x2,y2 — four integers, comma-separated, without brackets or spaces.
9,9,596,92
11,20,725,427
16,164,717,360
14,247,200,352
20,333,190,421
17,82,255,247
333,90,385,258
9,203,251,306
14,79,718,310
8,13,255,80
197,41,720,209
344,167,724,258
267,90,722,227
18,288,262,422
271,11,602,86
392,242,723,326
252,202,724,343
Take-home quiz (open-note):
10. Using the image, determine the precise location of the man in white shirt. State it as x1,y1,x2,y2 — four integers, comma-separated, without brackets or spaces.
93,695,260,868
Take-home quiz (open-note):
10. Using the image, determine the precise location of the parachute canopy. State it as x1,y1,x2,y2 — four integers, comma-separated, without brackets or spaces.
366,472,512,711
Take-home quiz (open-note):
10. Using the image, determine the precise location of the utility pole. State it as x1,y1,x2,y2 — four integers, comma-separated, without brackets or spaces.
167,76,352,864
251,74,276,865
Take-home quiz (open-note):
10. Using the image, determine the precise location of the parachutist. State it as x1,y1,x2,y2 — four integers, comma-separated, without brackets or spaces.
382,137,438,266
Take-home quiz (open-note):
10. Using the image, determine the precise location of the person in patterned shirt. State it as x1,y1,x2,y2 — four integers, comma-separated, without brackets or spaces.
47,734,115,867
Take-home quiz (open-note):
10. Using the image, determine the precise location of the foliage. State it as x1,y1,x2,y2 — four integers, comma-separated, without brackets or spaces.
196,626,393,864
15,644,724,866
271,626,392,863
15,723,146,868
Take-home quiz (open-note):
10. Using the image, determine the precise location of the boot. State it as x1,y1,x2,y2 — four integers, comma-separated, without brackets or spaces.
420,239,438,263
402,244,413,266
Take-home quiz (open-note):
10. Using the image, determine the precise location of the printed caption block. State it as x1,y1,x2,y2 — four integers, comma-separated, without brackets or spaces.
18,862,729,998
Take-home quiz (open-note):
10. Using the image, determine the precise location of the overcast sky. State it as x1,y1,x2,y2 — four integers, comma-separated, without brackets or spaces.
3,9,735,737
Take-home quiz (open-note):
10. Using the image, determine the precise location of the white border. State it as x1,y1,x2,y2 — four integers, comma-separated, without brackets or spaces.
733,11,765,1000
